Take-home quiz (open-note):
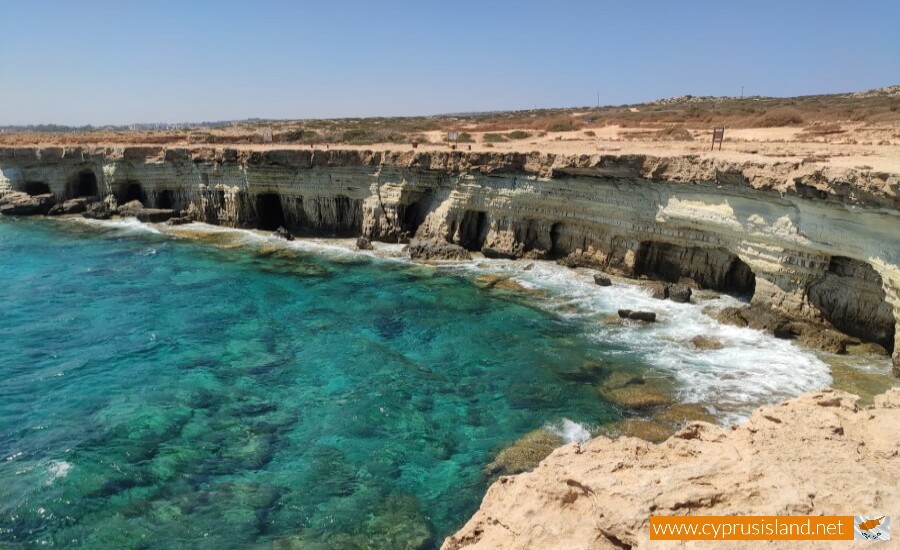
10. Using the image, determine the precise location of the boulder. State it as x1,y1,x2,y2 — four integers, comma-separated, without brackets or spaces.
618,309,656,323
408,238,472,262
668,284,692,303
274,226,295,241
0,191,55,216
82,202,112,220
48,197,89,215
117,200,144,217
593,274,612,286
649,282,669,299
136,208,177,223
356,236,373,250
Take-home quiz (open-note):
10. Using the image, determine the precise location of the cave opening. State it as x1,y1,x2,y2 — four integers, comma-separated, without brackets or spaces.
120,182,144,204
401,201,427,235
808,256,895,352
457,210,489,250
550,223,564,256
24,181,51,196
156,190,174,209
71,171,98,198
256,193,286,230
635,241,756,297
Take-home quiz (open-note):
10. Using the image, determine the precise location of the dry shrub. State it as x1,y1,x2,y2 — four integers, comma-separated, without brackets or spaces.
655,127,694,141
753,108,805,127
544,118,579,132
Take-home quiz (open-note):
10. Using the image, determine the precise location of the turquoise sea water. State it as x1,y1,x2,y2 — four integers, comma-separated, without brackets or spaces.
0,218,632,549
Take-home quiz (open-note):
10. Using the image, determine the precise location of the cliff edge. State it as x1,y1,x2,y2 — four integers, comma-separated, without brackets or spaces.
443,388,900,550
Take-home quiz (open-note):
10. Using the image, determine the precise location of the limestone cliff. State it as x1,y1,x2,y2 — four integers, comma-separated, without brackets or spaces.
1,147,898,369
443,388,900,549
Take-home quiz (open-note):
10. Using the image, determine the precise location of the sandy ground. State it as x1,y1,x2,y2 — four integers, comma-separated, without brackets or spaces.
4,124,899,173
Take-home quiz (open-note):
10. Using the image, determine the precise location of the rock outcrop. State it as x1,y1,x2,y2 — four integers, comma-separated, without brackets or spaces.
1,147,897,369
443,388,900,550
0,191,55,215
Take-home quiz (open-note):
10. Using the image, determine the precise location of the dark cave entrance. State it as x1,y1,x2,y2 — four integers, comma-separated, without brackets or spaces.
635,241,756,298
120,182,144,204
550,222,564,256
70,171,98,198
24,181,51,196
156,190,174,209
256,194,286,230
808,256,895,352
457,210,489,250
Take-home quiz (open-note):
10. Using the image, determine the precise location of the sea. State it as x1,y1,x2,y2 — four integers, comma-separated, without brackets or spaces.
0,216,839,548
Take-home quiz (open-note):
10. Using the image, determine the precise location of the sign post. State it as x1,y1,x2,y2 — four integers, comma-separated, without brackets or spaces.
711,127,724,151
448,131,459,150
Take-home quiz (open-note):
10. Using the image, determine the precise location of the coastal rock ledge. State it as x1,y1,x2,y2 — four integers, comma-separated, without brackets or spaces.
444,388,900,550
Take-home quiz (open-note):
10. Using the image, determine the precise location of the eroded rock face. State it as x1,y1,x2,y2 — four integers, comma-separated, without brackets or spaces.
443,388,900,550
1,147,897,368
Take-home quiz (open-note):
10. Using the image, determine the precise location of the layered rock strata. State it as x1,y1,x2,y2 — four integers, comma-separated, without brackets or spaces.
1,147,898,369
443,388,900,550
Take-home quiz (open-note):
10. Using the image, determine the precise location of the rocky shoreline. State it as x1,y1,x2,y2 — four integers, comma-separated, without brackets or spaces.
444,387,900,550
1,146,897,372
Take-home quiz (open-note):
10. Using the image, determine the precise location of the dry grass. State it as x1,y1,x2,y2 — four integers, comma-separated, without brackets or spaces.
2,87,897,148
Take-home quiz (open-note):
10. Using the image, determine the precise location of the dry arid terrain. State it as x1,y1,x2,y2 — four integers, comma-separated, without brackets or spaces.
3,86,899,172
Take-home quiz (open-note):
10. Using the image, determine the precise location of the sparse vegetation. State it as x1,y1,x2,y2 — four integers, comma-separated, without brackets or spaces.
3,87,897,148
753,108,805,127
545,119,579,132
482,133,508,143
655,127,694,141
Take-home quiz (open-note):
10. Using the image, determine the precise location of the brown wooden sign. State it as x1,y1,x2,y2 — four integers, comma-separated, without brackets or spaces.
711,127,724,150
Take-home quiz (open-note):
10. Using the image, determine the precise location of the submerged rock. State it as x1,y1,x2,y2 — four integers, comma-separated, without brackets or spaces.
556,359,606,383
600,384,675,409
0,191,55,216
484,428,564,477
593,274,612,286
691,335,724,350
408,238,471,262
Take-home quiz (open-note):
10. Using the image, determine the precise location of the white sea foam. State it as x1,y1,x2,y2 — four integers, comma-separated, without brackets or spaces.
46,460,72,484
453,258,833,424
546,418,593,444
70,216,161,235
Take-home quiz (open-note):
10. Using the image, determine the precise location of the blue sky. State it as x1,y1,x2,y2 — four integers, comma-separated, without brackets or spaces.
1,0,897,125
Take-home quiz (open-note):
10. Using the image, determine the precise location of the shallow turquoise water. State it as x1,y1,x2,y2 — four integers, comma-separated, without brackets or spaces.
0,218,631,549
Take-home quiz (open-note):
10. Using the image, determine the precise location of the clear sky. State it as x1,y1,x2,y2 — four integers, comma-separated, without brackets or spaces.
1,0,897,125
